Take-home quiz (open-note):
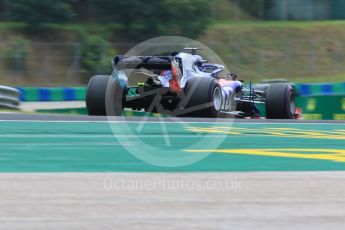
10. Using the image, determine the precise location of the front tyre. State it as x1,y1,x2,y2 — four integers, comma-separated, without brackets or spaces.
265,83,296,119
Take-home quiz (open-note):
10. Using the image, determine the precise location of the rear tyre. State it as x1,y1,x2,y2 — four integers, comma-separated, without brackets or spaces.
180,77,222,118
86,75,125,116
265,83,296,119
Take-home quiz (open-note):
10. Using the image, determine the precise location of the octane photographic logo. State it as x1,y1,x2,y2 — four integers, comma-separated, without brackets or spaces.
105,36,234,167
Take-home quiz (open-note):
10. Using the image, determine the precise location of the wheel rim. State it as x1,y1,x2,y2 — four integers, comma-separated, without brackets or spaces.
289,93,296,115
213,87,222,111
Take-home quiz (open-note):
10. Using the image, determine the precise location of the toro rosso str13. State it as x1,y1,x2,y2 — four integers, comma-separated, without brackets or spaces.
86,48,299,119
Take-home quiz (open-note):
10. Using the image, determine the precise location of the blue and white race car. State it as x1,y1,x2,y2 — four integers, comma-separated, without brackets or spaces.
86,48,298,119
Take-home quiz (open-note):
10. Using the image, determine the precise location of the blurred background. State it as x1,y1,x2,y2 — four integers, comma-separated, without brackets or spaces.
0,0,344,86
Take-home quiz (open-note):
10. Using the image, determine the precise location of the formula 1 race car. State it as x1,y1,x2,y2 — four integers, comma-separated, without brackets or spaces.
86,48,298,119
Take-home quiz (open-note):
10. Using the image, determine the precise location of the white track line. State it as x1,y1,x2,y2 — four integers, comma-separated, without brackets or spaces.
0,120,343,125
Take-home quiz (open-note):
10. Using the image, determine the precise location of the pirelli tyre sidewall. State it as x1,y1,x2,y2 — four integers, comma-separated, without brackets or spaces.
180,77,222,118
265,83,296,119
86,75,109,116
86,75,124,116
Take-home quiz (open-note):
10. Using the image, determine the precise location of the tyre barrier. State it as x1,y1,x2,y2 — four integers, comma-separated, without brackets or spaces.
0,85,20,109
17,87,86,102
296,95,345,120
295,82,345,96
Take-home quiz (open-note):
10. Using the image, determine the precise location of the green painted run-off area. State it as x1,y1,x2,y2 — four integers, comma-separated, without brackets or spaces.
0,121,344,172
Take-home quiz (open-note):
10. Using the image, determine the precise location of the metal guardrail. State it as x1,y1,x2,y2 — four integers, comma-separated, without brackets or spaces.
0,85,20,109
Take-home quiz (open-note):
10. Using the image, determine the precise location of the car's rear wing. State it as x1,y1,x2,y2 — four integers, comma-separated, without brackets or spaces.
113,55,172,70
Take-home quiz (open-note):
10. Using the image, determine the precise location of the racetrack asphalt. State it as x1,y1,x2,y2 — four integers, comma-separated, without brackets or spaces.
1,172,345,230
0,113,344,229
1,112,344,123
